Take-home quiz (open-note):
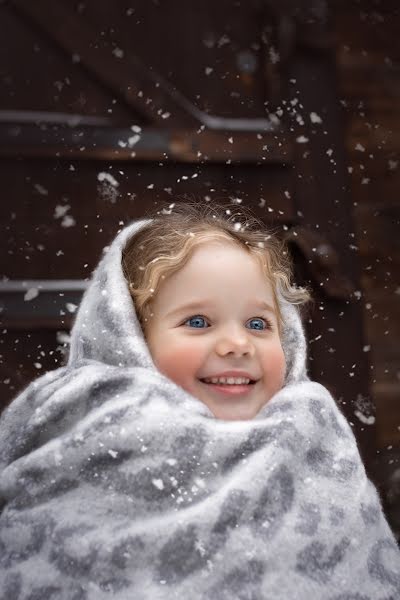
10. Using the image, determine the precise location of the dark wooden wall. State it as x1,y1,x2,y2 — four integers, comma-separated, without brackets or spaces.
333,0,400,537
0,0,398,538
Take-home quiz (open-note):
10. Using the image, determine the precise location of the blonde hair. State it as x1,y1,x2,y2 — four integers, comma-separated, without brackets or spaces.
122,200,311,336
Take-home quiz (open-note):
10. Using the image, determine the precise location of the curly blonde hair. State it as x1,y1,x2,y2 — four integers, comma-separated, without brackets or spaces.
122,200,311,336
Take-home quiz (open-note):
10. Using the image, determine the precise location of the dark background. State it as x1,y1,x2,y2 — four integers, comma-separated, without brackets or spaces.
0,0,399,539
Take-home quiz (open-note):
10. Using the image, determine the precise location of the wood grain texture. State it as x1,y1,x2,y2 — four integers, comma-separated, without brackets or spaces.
334,2,400,452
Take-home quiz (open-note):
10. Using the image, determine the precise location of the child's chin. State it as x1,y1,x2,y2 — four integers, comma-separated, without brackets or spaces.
195,383,262,420
210,407,259,421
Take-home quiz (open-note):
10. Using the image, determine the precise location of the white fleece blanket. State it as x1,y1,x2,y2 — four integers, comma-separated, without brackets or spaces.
0,219,399,600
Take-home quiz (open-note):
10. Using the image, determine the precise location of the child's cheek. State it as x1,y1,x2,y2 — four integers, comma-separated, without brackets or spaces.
152,342,202,389
274,346,287,389
263,345,286,393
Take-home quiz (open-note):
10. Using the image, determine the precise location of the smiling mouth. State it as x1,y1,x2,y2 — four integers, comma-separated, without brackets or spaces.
199,379,257,385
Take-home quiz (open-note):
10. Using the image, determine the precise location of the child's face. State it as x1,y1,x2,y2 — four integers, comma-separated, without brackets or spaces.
145,241,286,420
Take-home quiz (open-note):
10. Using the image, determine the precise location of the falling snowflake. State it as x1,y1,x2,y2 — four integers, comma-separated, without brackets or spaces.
128,134,140,147
310,112,322,124
97,172,119,187
61,215,76,228
54,204,70,219
66,303,78,313
112,47,124,58
24,288,39,301
56,331,71,345
269,47,280,64
217,35,230,47
34,184,48,196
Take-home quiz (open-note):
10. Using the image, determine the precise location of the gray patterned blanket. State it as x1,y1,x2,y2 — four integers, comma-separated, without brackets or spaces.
1,220,399,600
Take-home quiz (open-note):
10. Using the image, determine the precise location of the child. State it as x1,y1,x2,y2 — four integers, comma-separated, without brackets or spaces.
0,201,399,599
122,201,310,421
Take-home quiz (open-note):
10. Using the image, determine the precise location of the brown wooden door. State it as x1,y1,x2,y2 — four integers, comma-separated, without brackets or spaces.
0,1,376,482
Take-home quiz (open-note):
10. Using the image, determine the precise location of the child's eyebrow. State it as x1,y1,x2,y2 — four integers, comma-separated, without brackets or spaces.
166,299,276,318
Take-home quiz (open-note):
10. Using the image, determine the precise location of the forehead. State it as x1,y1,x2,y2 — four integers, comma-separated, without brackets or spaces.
187,240,263,268
184,241,267,282
164,241,273,296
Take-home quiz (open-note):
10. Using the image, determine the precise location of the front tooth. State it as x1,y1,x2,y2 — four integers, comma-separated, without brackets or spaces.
206,377,250,384
226,377,250,384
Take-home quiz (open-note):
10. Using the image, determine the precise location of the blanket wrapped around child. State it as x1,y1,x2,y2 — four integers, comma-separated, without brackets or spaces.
1,219,399,600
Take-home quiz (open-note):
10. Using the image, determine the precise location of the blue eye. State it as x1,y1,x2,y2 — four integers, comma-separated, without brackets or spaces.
183,315,270,330
248,318,266,330
185,315,209,328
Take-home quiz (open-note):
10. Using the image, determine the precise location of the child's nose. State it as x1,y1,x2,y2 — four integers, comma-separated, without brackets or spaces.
214,331,255,357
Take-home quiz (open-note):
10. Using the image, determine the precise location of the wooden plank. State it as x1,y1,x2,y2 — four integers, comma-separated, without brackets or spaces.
347,124,400,154
0,158,297,281
334,0,400,61
354,204,400,281
9,0,198,127
0,329,70,411
0,280,84,329
373,383,400,447
0,4,138,122
346,155,400,208
0,121,292,163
